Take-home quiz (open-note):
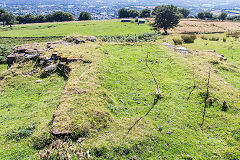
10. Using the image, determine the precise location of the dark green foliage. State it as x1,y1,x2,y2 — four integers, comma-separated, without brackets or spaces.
227,32,240,38
201,36,208,40
218,12,228,21
139,9,151,18
179,8,190,18
223,37,227,42
78,11,91,21
152,5,181,34
118,8,130,18
32,132,54,149
181,35,197,43
197,12,213,20
128,9,139,18
0,45,11,63
172,38,183,45
98,32,158,42
52,11,74,22
2,12,16,27
0,9,7,24
118,8,139,18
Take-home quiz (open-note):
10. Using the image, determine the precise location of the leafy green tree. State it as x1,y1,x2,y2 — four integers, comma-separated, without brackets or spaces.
152,5,181,35
204,12,213,19
139,9,151,18
152,6,164,16
34,15,46,23
197,12,205,19
128,9,139,18
24,14,35,23
118,8,129,18
179,8,190,18
0,9,8,25
218,12,228,21
198,11,213,20
52,11,74,22
78,11,91,21
16,15,25,24
2,13,16,27
46,14,54,22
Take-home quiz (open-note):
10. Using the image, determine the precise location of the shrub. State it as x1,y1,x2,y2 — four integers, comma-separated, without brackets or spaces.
0,45,12,64
227,32,240,38
201,36,208,40
209,37,219,41
223,37,227,42
181,35,197,43
172,38,183,45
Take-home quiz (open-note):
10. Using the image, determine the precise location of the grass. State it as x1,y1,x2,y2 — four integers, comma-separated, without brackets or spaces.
0,19,240,159
0,62,66,159
0,20,152,37
163,33,240,89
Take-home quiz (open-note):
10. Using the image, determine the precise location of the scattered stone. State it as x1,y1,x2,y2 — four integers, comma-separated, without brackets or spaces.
7,54,16,67
77,138,86,143
162,43,175,49
73,38,86,44
133,156,137,160
29,70,38,75
44,64,58,72
50,53,58,60
0,76,4,80
36,79,42,83
167,131,174,135
25,54,38,60
87,36,96,42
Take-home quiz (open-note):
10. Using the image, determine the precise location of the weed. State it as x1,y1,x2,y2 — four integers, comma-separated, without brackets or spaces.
172,38,183,45
181,35,197,43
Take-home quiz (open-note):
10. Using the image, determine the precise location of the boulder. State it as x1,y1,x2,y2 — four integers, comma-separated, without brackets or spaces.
7,54,16,67
44,64,58,72
73,38,86,44
36,79,42,83
87,36,96,42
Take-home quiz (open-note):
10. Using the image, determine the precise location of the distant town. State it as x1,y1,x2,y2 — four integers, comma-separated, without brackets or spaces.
1,0,240,19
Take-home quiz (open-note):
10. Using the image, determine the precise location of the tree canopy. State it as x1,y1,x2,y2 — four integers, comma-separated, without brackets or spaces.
218,12,228,21
78,11,91,21
197,12,213,20
118,8,139,18
179,8,190,18
139,9,151,18
152,5,181,34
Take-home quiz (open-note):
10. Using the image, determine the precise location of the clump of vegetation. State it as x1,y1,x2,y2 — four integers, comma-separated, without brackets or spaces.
227,32,240,38
98,32,158,42
0,45,12,63
209,36,219,41
201,35,208,40
172,38,183,45
223,37,227,42
181,34,197,43
5,124,35,141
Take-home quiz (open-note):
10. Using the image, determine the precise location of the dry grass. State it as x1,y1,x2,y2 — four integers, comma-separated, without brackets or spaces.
169,19,240,34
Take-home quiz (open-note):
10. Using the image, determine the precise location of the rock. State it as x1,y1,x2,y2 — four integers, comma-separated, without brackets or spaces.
7,54,16,67
25,49,36,54
223,57,227,61
25,54,38,60
162,43,175,49
36,79,42,83
0,76,4,80
133,156,137,160
50,53,58,60
61,57,68,63
77,138,86,143
44,64,58,72
29,70,38,75
87,36,96,42
73,38,86,44
222,100,228,111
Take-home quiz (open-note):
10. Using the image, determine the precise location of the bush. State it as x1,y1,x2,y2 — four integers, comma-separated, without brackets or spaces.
201,36,208,40
227,32,240,38
209,37,219,41
223,37,227,42
98,32,158,42
181,35,197,43
0,45,12,64
172,38,183,45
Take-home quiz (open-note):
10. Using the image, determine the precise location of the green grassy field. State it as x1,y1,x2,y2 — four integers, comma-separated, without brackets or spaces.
0,20,152,37
0,20,240,159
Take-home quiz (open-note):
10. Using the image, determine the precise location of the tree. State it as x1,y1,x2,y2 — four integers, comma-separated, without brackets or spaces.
218,12,228,21
152,5,181,35
118,8,129,18
46,14,54,22
16,15,25,24
197,12,205,19
0,9,7,25
34,15,46,23
179,8,190,18
2,13,16,27
128,9,139,18
139,9,151,18
78,11,91,21
52,11,74,22
24,14,35,23
152,6,164,16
